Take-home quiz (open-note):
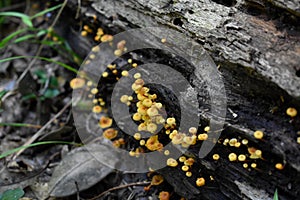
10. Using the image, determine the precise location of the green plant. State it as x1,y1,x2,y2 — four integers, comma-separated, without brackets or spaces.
273,189,279,200
0,188,24,200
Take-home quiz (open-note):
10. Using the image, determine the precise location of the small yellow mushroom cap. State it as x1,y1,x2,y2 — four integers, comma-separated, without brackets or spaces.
181,165,189,171
204,126,210,132
147,107,159,117
186,172,192,177
275,163,284,170
101,34,113,42
133,113,142,121
158,191,170,200
103,128,118,140
166,117,176,126
254,130,264,139
134,132,141,140
286,107,297,117
243,163,248,168
213,154,220,160
99,116,113,129
238,154,246,162
91,88,98,95
228,153,237,161
196,178,205,187
164,150,170,156
242,139,248,145
143,99,153,107
92,105,102,113
179,156,186,162
140,140,145,146
189,127,197,134
70,78,85,89
251,163,257,168
147,123,158,133
121,70,129,76
134,73,141,79
166,158,178,167
198,133,208,141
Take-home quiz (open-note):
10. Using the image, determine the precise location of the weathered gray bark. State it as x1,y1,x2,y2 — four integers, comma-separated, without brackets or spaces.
65,0,300,199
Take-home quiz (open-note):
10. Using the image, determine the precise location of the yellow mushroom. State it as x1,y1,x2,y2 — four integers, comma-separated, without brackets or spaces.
166,158,178,167
228,153,237,161
254,130,264,139
99,116,113,129
103,128,118,140
286,107,297,117
196,178,205,187
70,78,85,89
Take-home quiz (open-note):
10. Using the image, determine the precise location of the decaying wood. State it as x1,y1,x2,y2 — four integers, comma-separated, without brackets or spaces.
64,0,300,199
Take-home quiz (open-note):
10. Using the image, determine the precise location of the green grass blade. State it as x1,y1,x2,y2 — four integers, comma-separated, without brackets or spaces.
273,189,279,200
0,12,32,27
0,56,78,73
13,34,36,43
30,4,63,19
0,122,41,128
0,28,28,48
0,141,78,159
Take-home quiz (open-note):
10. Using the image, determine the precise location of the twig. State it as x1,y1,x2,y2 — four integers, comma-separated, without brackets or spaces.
16,0,68,86
88,182,150,200
12,101,72,160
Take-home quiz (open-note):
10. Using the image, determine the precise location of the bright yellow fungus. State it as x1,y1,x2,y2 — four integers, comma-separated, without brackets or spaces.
101,34,113,42
92,105,102,113
186,172,192,177
143,99,152,107
189,127,197,134
145,135,161,151
242,139,248,145
275,163,284,170
134,73,141,79
121,70,129,76
99,116,113,129
164,150,170,156
134,132,141,140
254,130,264,139
213,154,220,160
182,165,189,171
228,153,237,161
166,158,178,167
251,163,257,168
70,78,85,89
147,123,158,133
91,88,98,94
286,107,297,117
133,113,142,121
196,178,205,187
179,156,186,162
204,126,210,132
238,154,246,162
166,117,176,126
243,163,248,168
102,72,109,77
103,128,118,140
158,191,170,200
198,133,208,141
140,140,145,146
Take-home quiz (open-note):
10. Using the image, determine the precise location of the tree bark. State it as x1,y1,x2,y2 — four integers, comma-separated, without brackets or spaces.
65,0,300,199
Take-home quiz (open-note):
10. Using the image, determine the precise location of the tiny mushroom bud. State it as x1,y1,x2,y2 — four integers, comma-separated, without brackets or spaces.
133,113,142,121
151,175,164,185
164,150,170,156
243,163,248,168
147,123,158,133
254,130,264,139
147,107,159,117
242,139,248,145
196,178,205,187
121,70,129,77
251,163,257,168
275,163,284,170
140,139,145,146
143,99,153,107
134,73,141,79
286,107,297,117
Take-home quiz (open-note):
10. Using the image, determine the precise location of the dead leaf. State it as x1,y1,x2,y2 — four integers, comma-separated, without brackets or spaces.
48,142,117,197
